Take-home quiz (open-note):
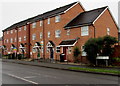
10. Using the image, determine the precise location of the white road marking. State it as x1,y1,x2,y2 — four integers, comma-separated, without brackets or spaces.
24,76,36,79
7,74,38,84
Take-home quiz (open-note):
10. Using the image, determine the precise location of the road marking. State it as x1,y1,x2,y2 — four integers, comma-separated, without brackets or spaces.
7,74,38,84
24,76,36,79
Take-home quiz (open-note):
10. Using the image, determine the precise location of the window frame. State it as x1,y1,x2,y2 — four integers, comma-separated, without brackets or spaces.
19,37,22,42
32,34,36,40
48,31,50,38
55,15,60,23
55,30,61,38
32,22,36,28
40,20,43,26
56,46,60,53
47,18,50,24
40,32,43,39
81,26,89,36
107,28,110,35
24,26,27,31
67,29,70,35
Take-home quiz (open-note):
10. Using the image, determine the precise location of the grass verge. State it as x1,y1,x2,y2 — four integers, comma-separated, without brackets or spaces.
68,67,120,74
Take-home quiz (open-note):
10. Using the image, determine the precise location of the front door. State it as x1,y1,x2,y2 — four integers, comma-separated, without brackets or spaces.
63,47,68,60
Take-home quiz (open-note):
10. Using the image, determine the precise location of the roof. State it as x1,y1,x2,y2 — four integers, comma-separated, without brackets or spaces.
59,39,77,46
64,6,108,29
3,2,78,32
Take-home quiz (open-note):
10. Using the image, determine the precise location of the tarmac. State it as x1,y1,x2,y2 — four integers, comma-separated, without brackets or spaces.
2,58,120,77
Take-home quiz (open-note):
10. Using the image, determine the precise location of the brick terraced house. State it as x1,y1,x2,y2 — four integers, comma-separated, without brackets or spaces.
2,1,119,63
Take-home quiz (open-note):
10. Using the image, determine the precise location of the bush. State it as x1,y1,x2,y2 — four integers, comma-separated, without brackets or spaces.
73,47,81,63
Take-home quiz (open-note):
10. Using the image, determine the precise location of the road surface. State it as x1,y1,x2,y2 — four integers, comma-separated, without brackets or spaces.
2,60,119,85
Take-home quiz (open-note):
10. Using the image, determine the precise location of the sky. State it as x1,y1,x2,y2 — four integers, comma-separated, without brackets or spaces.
0,0,119,37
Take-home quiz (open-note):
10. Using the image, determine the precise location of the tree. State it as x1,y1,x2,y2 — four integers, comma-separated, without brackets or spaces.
73,47,81,63
84,35,117,65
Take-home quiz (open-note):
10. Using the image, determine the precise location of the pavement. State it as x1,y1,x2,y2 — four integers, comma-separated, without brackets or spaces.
2,58,120,76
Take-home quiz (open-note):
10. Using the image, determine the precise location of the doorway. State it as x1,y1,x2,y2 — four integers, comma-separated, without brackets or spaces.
63,47,68,61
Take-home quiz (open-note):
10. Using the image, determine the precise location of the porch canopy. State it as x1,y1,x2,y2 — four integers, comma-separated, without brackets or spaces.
59,39,77,47
47,41,55,47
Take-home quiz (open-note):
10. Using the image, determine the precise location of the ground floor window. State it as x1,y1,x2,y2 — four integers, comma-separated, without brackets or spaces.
56,46,60,53
81,45,86,56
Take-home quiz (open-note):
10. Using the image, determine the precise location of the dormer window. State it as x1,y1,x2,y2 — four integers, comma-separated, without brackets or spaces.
55,15,60,22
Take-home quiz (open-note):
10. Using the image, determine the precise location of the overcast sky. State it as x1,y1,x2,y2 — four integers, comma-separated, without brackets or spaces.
0,0,119,37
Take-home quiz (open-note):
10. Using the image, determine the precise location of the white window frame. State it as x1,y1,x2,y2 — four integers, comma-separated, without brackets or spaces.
24,26,27,30
15,30,17,33
81,26,89,36
24,36,26,41
48,18,50,24
40,20,43,26
10,38,13,43
56,46,60,53
67,29,70,35
32,22,36,28
32,34,36,40
107,28,110,35
55,30,61,38
55,15,60,23
11,30,13,34
40,32,43,39
48,31,50,38
19,37,22,42
14,38,16,42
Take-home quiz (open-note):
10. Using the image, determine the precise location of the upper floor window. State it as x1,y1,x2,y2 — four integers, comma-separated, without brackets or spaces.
24,36,26,41
11,30,13,34
40,32,43,39
55,30,61,38
32,22,36,28
24,26,27,30
7,31,9,34
19,28,22,32
67,29,70,35
14,38,16,42
10,38,13,43
40,20,43,26
55,15,60,23
19,37,22,42
48,18,50,24
81,26,89,36
107,28,110,35
48,31,50,38
32,34,36,40
7,39,9,43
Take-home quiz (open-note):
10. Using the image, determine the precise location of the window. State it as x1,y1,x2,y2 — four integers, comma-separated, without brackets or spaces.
67,29,70,35
48,31,50,38
56,46,60,53
48,18,50,24
19,37,22,42
14,38,16,42
68,47,72,54
11,30,13,34
81,45,86,56
32,22,36,28
81,26,89,36
10,38,13,43
55,30,61,38
107,28,110,35
7,31,9,34
40,20,43,26
19,28,22,31
7,39,9,43
55,15,60,22
24,26,27,30
40,32,42,39
24,36,26,41
32,34,36,40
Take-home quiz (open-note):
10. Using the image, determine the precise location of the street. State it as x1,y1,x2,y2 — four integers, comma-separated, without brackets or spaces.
2,60,119,85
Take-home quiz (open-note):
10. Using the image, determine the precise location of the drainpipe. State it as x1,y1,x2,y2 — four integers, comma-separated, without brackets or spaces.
43,19,45,60
26,22,31,58
2,31,4,56
92,24,96,38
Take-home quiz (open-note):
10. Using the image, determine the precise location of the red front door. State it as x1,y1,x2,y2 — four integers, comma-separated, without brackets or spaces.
63,47,68,60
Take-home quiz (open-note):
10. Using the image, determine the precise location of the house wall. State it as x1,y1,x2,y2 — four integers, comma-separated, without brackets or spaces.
94,9,118,38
